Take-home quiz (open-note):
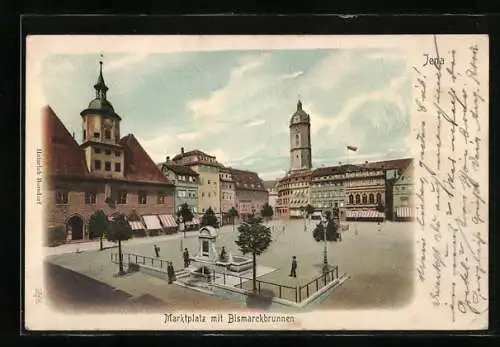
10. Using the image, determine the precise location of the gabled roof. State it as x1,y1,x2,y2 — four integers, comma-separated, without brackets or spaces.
311,164,365,177
361,158,413,171
118,134,171,184
44,105,172,186
43,106,89,177
263,180,278,190
172,149,215,161
172,149,223,167
160,163,199,176
228,167,267,191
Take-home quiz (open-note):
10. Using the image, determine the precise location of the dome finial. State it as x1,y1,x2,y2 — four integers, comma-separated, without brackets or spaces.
94,53,108,99
297,97,302,110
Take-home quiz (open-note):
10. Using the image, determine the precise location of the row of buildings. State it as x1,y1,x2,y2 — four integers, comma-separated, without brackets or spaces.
266,100,415,221
43,60,268,243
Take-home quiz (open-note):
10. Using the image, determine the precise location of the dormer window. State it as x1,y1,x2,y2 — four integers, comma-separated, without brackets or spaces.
104,129,111,140
93,132,100,139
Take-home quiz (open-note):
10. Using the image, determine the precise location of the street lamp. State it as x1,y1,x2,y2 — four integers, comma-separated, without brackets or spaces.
321,212,329,274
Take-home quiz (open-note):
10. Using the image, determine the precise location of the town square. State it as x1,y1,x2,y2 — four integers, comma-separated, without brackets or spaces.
38,46,416,314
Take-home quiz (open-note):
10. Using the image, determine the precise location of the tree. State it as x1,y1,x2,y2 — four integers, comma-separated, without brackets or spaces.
201,207,219,228
235,216,272,293
46,226,66,247
260,203,274,223
227,207,239,231
106,213,132,275
178,203,194,223
305,204,315,217
89,210,109,251
312,212,339,242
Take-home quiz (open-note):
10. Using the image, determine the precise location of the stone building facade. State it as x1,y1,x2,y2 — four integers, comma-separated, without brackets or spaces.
276,170,312,218
219,167,235,218
230,168,268,217
158,158,200,214
263,180,278,213
172,149,222,215
43,61,176,241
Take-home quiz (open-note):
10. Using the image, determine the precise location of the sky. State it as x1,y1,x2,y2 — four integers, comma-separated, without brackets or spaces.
41,48,412,180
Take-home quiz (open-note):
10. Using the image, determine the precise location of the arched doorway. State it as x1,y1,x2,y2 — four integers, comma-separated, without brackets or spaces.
66,215,83,241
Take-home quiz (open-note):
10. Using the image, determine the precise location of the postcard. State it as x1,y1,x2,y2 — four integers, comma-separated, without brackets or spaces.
24,34,489,331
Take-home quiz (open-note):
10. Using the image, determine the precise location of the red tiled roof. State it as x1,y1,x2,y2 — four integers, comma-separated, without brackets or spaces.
361,158,413,171
118,134,170,184
229,168,267,191
44,105,171,186
160,163,199,176
172,149,215,161
43,106,89,177
311,164,365,177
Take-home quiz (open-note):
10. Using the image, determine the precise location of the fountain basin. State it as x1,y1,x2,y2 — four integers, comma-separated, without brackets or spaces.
227,256,253,272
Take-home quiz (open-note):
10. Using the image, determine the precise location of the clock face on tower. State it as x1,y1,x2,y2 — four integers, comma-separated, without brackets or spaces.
103,118,113,128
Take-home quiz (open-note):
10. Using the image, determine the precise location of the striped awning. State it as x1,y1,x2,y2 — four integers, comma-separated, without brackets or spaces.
129,221,145,230
395,207,414,218
159,214,177,228
142,215,163,230
345,210,385,218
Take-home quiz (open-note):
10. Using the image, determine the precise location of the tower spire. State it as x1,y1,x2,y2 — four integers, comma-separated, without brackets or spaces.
297,98,302,110
94,53,108,99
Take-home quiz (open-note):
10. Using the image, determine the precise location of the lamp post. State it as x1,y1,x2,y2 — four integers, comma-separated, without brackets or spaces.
321,213,329,274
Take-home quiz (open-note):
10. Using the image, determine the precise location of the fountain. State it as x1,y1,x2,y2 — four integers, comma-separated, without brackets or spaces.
189,226,253,277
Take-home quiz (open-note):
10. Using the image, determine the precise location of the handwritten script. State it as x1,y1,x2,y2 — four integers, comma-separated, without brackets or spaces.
413,36,488,327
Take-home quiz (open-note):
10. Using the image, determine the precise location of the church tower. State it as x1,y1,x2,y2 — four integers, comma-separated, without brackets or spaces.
80,58,125,179
289,100,312,172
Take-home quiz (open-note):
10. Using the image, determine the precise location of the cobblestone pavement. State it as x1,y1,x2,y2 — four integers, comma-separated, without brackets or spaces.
45,220,415,312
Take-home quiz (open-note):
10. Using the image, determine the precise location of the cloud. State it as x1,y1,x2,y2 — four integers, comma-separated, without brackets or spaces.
104,53,152,73
244,119,266,127
177,132,202,141
279,70,304,80
365,51,407,62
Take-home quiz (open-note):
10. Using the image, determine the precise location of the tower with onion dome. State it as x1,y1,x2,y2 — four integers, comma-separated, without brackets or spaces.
80,57,125,179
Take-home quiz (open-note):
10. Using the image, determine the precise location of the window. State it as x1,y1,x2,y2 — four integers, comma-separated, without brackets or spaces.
355,194,361,204
118,191,127,204
94,160,101,170
376,193,382,203
85,191,96,204
105,149,111,155
114,163,121,172
105,161,111,171
208,193,211,198
208,180,211,185
93,132,100,139
104,129,111,140
138,191,147,204
157,192,165,204
202,192,205,199
114,151,120,157
94,147,101,154
369,193,374,204
55,191,68,204
83,130,86,140
362,194,367,204
295,134,299,146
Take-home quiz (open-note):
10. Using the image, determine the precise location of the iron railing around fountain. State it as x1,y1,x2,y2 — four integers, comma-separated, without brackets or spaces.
110,252,174,271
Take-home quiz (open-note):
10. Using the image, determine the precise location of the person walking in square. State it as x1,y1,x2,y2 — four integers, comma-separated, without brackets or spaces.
154,244,160,258
289,256,297,278
167,261,176,284
183,248,190,268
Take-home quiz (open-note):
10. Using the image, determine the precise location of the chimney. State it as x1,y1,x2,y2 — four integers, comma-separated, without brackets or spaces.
181,147,185,155
166,156,170,163
365,160,368,164
72,132,75,139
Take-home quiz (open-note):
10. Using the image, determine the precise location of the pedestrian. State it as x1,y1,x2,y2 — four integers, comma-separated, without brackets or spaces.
183,248,190,268
220,246,227,262
154,244,160,258
167,261,175,284
289,256,297,278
